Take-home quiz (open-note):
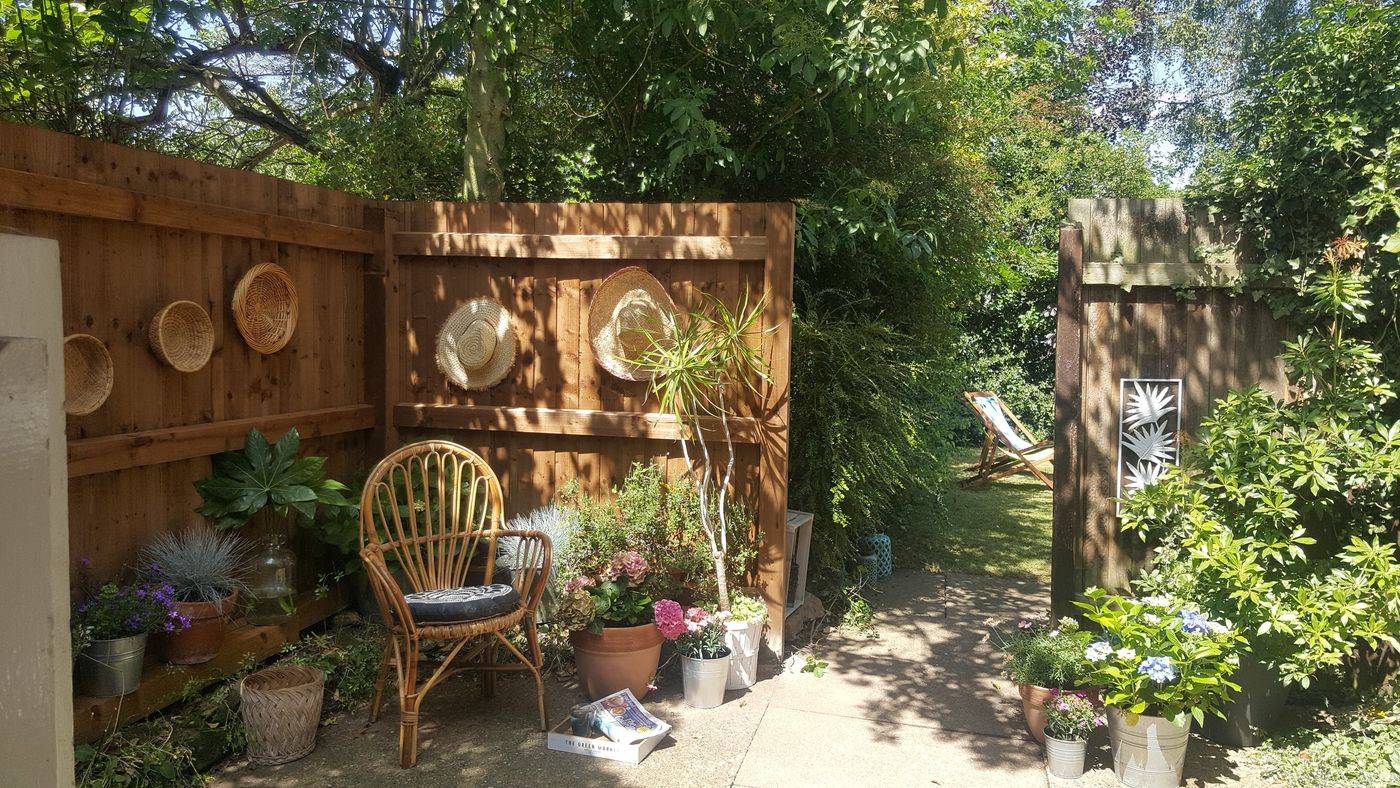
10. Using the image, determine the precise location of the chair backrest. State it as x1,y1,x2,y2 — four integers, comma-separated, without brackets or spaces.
965,392,1033,451
359,440,505,593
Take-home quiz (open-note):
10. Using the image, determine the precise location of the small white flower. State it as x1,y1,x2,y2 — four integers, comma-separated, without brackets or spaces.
1206,620,1228,635
1116,648,1137,661
1143,613,1161,625
1141,595,1171,608
1085,642,1112,662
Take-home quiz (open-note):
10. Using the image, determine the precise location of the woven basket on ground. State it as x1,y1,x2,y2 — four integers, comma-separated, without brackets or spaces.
232,263,298,354
240,664,325,766
63,334,113,416
148,300,214,372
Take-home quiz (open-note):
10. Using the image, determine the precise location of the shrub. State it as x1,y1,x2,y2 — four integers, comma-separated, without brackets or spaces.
1259,693,1400,788
992,615,1092,689
1075,589,1244,725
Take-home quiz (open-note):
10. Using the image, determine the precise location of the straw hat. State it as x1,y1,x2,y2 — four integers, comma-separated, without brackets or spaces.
588,267,677,382
435,298,517,391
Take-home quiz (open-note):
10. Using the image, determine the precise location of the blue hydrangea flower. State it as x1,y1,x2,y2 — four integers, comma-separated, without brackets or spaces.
1138,656,1178,683
1085,641,1112,662
1177,610,1212,635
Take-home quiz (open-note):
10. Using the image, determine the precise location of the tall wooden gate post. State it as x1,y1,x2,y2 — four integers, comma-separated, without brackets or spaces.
1051,222,1084,618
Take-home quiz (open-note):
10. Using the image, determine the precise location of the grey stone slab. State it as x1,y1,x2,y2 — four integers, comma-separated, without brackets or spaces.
734,706,1046,788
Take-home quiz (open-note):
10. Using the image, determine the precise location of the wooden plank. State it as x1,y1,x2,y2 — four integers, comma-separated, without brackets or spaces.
757,203,794,652
394,404,763,443
393,231,768,260
1051,224,1084,618
1081,260,1273,288
0,167,377,253
73,586,346,743
67,405,375,477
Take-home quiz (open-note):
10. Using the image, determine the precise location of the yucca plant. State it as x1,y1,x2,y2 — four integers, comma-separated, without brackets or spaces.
639,290,770,611
141,525,251,603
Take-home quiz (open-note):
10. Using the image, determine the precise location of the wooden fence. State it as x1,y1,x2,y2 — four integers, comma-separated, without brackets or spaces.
0,122,792,737
1051,198,1290,615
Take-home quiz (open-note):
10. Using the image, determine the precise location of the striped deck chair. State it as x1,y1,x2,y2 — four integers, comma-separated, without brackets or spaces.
960,391,1054,490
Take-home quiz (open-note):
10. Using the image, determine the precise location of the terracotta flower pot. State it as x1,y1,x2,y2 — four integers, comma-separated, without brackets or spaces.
1019,684,1100,743
570,623,663,701
161,590,238,665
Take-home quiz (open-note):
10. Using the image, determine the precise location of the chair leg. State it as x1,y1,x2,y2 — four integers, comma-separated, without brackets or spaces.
481,640,497,699
369,637,393,724
398,641,420,769
496,630,548,732
525,620,548,731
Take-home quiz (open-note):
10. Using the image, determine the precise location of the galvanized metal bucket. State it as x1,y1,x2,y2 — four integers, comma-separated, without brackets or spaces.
75,633,148,697
681,651,731,708
1044,735,1088,779
1108,707,1189,788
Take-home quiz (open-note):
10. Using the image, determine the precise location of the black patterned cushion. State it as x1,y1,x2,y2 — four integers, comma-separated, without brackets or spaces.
404,584,520,623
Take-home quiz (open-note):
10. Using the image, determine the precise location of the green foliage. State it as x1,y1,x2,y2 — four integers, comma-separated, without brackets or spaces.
1259,693,1400,788
1123,240,1400,685
194,429,355,530
73,579,184,641
74,620,386,786
1043,691,1106,741
557,464,757,603
991,616,1093,689
1075,589,1244,725
1194,0,1400,388
726,591,767,624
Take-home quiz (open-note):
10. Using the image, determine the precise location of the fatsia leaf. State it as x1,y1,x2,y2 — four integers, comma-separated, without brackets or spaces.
244,428,272,471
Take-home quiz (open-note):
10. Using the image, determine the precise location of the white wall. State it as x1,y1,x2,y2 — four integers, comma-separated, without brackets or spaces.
0,232,74,787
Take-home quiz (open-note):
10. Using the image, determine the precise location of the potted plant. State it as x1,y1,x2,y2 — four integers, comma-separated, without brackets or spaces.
1042,690,1106,779
1076,589,1243,788
139,525,250,664
194,428,355,622
640,292,768,613
558,549,663,700
655,599,732,708
991,615,1094,742
723,591,767,690
72,578,188,697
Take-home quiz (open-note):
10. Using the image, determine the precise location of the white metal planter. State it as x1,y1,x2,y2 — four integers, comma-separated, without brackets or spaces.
1108,707,1189,788
681,652,731,708
1044,735,1088,779
724,617,764,690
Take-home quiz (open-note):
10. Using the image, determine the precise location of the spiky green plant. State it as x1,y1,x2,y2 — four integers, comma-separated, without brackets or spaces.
638,289,770,611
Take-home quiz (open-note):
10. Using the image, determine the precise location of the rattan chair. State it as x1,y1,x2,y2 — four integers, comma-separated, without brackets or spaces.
360,440,551,768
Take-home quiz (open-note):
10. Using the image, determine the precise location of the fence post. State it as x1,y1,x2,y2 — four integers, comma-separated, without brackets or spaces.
1052,221,1084,618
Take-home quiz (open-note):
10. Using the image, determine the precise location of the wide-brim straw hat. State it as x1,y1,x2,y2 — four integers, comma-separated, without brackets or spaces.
588,267,677,382
436,298,517,391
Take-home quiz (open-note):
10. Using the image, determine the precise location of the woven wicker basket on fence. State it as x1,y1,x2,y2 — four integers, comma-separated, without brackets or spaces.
240,664,325,766
63,333,113,416
148,300,214,372
232,263,298,354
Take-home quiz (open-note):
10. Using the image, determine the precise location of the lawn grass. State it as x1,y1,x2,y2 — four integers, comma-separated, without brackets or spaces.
891,448,1053,582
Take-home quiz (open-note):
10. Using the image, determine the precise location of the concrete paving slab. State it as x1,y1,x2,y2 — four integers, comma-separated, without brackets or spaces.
733,705,1045,788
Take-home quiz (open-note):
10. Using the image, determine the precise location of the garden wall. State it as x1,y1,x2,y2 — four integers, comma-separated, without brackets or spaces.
0,122,793,737
1051,198,1290,615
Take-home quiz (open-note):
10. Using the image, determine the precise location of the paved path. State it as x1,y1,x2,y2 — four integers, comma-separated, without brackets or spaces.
215,570,1052,787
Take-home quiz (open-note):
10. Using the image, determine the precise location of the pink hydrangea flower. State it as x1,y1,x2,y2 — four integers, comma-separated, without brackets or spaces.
653,599,686,640
563,575,595,594
610,550,649,584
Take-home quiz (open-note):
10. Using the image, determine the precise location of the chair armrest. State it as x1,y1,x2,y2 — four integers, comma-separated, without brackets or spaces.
483,529,553,614
360,546,417,636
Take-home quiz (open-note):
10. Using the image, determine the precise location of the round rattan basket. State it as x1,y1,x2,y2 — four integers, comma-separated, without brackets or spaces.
240,664,325,767
232,263,298,354
148,300,214,372
63,334,113,416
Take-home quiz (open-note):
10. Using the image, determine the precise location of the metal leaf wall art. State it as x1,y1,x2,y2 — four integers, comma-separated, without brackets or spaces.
1116,378,1182,514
